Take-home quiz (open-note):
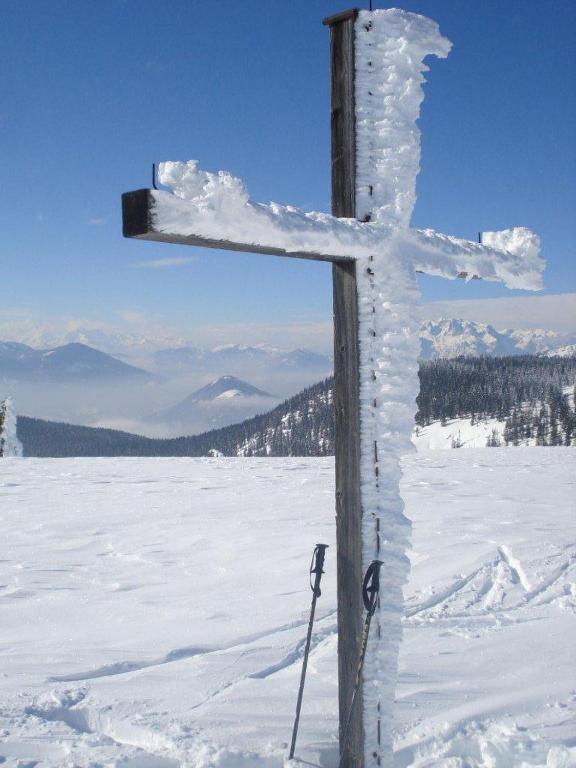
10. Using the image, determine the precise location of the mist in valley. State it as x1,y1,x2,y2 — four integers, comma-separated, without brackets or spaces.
2,361,331,439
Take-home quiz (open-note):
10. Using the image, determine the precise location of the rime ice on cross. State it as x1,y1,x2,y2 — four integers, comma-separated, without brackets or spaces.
122,9,543,768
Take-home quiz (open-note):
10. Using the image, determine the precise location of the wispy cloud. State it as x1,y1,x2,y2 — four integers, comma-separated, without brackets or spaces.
88,217,106,226
133,256,196,269
118,310,148,324
0,308,332,355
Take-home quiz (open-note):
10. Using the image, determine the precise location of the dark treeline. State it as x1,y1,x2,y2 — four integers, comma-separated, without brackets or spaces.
416,356,576,446
17,357,576,457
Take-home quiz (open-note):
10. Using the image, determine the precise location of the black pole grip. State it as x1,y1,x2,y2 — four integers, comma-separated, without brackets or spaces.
310,543,328,597
362,559,383,615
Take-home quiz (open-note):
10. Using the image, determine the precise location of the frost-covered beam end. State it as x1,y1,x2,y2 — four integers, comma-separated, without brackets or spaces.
121,188,348,264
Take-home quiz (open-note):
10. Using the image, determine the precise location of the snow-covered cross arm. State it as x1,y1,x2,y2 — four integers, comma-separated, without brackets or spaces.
123,162,542,291
122,8,544,768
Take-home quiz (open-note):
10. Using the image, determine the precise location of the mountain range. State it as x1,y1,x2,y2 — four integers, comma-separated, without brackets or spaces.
150,325,576,368
2,321,575,388
0,342,150,382
420,319,576,358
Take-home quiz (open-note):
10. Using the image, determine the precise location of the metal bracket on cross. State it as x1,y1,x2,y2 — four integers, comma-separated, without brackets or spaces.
121,8,543,768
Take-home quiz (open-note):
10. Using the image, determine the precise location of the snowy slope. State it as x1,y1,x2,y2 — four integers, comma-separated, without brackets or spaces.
0,451,574,767
542,344,576,358
412,417,506,449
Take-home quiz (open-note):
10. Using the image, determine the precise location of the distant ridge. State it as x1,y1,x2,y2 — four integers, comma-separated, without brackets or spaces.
152,345,332,374
0,342,151,382
17,355,576,456
420,319,576,359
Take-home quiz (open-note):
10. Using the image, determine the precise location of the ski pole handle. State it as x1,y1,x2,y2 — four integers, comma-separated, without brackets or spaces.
289,543,329,760
338,560,384,768
362,559,383,615
310,543,328,597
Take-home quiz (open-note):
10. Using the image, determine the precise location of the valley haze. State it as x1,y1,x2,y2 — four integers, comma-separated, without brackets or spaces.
2,318,575,439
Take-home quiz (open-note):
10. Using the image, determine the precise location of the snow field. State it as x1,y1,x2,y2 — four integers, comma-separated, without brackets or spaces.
1,451,574,767
412,418,506,450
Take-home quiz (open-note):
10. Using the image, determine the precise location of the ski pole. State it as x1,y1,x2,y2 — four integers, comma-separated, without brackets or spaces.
338,559,383,768
288,543,329,761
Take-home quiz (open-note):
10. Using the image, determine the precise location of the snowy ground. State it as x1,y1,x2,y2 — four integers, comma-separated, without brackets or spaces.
412,418,506,450
1,452,574,768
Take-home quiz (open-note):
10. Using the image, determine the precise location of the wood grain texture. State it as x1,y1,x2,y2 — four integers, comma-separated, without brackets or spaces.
323,9,360,27
332,261,363,768
328,11,358,219
325,10,365,768
122,189,151,238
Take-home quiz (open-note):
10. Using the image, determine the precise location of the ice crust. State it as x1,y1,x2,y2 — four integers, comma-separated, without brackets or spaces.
153,9,544,765
356,250,421,764
354,10,452,763
154,171,543,291
354,9,451,227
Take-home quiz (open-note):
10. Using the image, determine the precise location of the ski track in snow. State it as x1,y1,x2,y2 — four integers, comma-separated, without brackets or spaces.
404,543,575,620
0,451,574,767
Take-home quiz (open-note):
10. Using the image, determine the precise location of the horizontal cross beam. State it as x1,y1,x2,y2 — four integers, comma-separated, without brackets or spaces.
122,189,348,264
122,171,541,291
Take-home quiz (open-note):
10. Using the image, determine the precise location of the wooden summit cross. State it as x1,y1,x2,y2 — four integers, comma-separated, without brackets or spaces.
121,9,541,768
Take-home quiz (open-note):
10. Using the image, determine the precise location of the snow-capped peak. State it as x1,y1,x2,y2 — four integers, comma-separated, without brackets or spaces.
420,319,575,359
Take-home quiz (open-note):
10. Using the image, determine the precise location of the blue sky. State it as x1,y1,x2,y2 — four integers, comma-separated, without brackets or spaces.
1,0,574,351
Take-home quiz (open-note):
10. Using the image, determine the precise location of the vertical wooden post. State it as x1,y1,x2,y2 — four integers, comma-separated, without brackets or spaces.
323,10,364,768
